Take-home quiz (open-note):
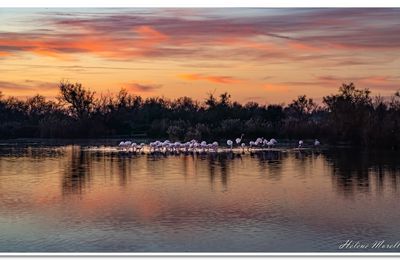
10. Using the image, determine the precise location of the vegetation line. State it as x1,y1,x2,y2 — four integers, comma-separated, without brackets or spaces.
0,81,399,149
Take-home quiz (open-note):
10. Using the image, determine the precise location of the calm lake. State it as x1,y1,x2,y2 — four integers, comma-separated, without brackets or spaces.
0,140,400,252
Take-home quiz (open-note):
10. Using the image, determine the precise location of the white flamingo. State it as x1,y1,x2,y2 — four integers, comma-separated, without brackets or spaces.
195,142,200,153
241,143,246,153
174,142,181,152
155,141,162,152
255,137,263,147
227,140,233,150
119,141,131,151
189,143,195,152
131,142,137,152
200,141,207,153
267,138,278,148
236,134,244,145
249,141,255,151
137,143,145,153
183,142,190,152
212,141,219,152
298,140,303,148
207,143,213,152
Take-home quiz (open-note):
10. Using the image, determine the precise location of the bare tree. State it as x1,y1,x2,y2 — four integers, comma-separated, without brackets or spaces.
57,81,95,119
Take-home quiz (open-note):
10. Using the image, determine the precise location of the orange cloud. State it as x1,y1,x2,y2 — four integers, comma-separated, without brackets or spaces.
287,41,321,52
0,51,11,57
179,73,241,84
364,76,390,84
263,83,290,93
0,25,169,60
135,26,168,42
31,48,74,61
131,26,169,55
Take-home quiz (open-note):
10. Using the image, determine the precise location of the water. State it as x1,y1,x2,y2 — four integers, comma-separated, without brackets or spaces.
0,141,400,252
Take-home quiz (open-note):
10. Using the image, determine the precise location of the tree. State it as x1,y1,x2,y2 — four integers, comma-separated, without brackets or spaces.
219,92,231,107
323,83,372,145
205,92,217,108
26,95,57,117
287,95,317,119
57,81,95,119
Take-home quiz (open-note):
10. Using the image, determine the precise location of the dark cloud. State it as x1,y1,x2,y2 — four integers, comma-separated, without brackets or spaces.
0,81,33,91
126,83,162,92
0,80,58,91
280,75,400,92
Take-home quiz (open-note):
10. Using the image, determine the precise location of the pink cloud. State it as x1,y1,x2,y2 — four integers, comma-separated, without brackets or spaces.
178,73,242,84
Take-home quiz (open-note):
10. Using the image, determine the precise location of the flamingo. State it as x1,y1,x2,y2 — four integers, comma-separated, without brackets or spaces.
241,143,246,154
267,138,278,148
212,141,219,152
183,142,190,153
174,142,182,153
118,141,125,150
189,143,194,152
165,143,172,153
255,137,263,148
155,141,162,152
137,143,145,154
200,141,207,153
131,142,137,152
227,140,233,150
119,141,131,151
236,134,244,145
314,139,320,146
249,141,255,151
298,140,303,148
163,140,170,152
194,142,200,154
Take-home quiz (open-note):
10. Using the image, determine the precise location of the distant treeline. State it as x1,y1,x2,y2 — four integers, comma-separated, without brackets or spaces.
0,81,400,149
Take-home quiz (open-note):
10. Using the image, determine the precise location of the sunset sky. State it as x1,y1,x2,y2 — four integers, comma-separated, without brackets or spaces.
0,8,399,104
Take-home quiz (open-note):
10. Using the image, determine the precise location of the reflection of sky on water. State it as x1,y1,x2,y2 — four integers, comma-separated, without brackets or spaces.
0,145,400,252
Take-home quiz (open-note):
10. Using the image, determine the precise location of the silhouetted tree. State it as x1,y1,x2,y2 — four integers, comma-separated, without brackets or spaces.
323,83,373,145
58,81,96,119
0,81,399,149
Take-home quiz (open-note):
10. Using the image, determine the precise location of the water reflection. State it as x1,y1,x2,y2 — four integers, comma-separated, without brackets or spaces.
58,150,287,195
62,146,92,195
325,149,400,197
252,151,285,180
1,145,400,197
1,144,400,252
0,145,65,159
56,147,400,197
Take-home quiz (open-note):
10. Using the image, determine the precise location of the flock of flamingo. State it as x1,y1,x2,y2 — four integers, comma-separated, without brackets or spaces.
117,134,321,155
